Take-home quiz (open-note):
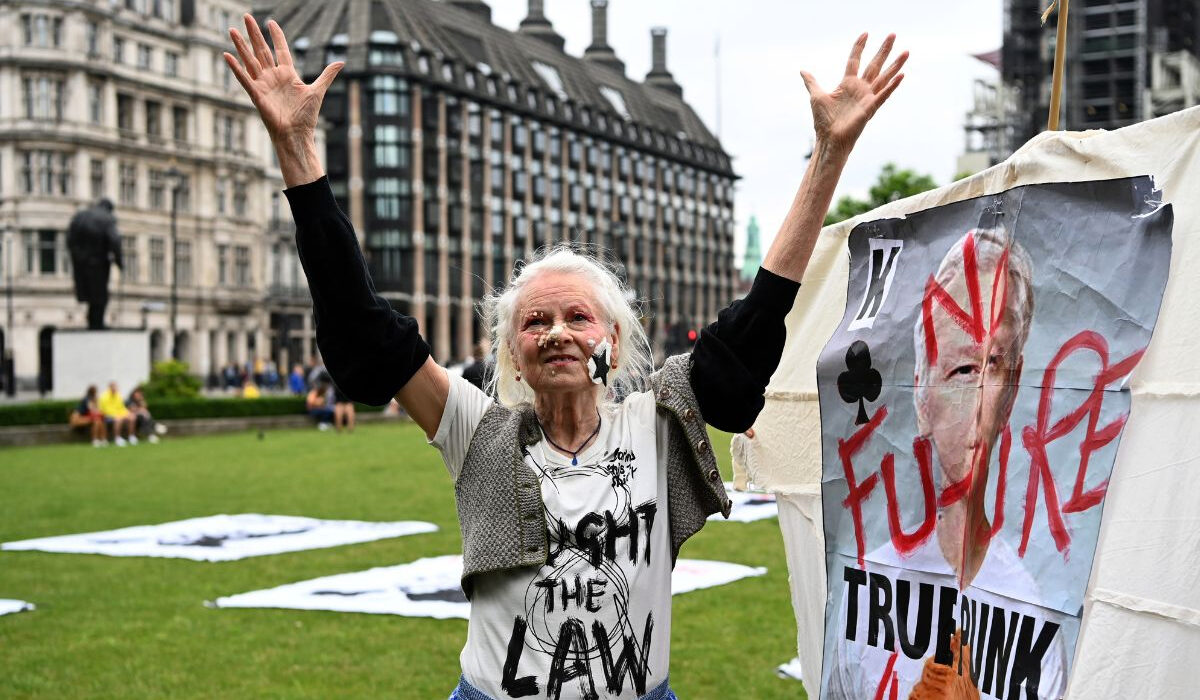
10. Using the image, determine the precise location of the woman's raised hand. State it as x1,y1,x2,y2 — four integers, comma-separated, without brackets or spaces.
801,33,907,153
223,14,342,141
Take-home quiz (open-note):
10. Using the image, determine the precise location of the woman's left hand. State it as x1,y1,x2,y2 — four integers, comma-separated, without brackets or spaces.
801,33,908,154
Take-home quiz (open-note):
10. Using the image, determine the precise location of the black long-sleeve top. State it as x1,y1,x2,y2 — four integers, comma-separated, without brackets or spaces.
284,177,800,433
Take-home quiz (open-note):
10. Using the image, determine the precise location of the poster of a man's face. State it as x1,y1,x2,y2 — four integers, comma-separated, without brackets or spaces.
817,177,1172,700
914,229,1033,587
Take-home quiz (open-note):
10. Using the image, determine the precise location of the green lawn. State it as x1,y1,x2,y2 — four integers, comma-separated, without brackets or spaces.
0,422,805,699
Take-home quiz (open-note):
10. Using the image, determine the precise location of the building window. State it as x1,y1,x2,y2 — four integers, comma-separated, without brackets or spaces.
174,241,192,286
90,158,105,199
165,51,179,77
234,245,251,287
216,178,227,214
121,236,138,282
145,100,162,140
22,75,65,121
155,0,177,22
86,20,99,56
119,162,137,206
217,244,229,285
24,230,61,275
149,238,165,284
88,81,104,124
21,14,62,47
116,93,134,133
137,43,153,70
148,169,166,209
371,75,409,115
232,183,246,217
172,106,188,143
18,151,71,196
373,125,408,168
370,178,408,220
113,36,125,64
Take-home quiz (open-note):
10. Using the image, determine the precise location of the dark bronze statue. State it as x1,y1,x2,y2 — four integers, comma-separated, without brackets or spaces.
67,198,123,330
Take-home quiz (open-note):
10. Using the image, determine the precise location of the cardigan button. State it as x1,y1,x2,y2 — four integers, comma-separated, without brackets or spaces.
682,408,696,422
658,387,671,401
696,439,710,455
707,468,721,482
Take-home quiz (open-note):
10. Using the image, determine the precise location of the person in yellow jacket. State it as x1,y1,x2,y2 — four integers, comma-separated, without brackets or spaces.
98,381,136,446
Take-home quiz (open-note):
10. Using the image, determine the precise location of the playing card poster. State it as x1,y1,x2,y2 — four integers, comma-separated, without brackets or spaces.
816,178,1172,699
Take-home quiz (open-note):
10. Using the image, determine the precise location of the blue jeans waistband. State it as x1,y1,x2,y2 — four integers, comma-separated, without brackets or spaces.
450,675,676,700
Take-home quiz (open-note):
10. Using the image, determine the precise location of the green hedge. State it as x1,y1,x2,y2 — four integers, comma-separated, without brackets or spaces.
0,395,384,427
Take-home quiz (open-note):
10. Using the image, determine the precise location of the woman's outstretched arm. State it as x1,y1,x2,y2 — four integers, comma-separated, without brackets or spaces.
691,33,907,432
225,14,449,437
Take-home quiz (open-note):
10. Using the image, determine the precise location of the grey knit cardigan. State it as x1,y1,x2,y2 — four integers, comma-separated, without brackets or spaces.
454,354,732,598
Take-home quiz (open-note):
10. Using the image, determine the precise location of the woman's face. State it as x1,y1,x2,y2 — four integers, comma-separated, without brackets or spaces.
513,271,618,397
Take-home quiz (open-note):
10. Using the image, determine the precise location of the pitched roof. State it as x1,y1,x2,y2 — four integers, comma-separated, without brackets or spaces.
254,0,734,174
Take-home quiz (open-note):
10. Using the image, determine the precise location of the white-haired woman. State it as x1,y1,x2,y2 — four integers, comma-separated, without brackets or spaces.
226,15,905,699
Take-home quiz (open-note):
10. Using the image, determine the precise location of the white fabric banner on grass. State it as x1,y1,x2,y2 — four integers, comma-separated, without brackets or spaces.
706,483,778,522
211,555,766,619
1,514,437,562
0,599,34,617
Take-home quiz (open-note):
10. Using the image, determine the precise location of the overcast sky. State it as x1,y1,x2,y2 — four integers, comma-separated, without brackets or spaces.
484,0,1008,259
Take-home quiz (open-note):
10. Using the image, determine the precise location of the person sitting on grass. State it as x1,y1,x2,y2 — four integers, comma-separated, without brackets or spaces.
99,381,136,446
227,14,905,698
126,385,165,444
69,384,107,447
333,385,355,433
240,376,262,399
305,381,334,430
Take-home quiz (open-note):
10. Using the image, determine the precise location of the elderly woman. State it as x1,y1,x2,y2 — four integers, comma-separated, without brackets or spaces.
226,15,904,699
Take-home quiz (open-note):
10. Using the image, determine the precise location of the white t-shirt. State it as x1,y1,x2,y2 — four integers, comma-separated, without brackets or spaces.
431,375,674,700
825,536,1069,700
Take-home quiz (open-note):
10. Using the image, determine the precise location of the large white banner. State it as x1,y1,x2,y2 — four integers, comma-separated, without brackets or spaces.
0,599,34,617
212,555,766,619
1,514,437,562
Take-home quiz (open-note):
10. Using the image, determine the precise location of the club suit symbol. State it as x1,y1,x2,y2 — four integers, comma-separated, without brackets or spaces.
838,340,882,425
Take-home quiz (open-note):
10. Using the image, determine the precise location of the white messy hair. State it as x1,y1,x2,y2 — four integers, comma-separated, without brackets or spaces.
913,226,1035,393
482,245,653,407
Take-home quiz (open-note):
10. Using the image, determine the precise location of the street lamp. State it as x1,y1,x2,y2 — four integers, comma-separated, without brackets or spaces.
4,225,14,397
165,166,183,361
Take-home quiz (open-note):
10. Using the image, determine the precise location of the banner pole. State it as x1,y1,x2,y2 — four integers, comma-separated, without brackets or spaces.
1046,0,1070,131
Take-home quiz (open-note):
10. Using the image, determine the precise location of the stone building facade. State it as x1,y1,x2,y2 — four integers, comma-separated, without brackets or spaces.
253,0,740,364
0,0,315,394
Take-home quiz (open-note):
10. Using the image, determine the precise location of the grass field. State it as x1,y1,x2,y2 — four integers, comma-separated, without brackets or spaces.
0,421,806,699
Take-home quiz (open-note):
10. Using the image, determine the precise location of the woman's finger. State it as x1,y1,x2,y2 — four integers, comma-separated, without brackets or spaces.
873,51,909,93
244,14,275,69
861,34,895,83
871,73,905,110
229,29,261,79
800,70,825,99
844,33,868,77
311,61,346,99
223,52,256,95
267,20,293,67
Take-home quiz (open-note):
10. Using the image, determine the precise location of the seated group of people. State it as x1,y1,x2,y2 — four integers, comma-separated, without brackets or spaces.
69,382,165,447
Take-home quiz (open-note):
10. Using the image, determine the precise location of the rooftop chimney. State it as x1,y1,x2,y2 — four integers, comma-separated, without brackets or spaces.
518,0,565,51
446,0,492,23
583,0,625,74
645,27,682,96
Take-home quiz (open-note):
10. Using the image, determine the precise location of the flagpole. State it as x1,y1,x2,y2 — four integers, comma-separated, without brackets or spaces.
1046,0,1070,130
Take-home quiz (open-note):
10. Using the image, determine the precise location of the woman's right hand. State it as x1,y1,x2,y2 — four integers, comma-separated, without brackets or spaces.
224,14,342,140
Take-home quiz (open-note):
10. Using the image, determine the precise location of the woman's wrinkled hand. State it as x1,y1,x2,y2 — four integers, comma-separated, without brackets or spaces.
801,33,907,154
223,14,342,140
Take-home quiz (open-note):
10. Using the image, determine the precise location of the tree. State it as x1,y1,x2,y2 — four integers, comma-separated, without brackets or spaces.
824,163,938,225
